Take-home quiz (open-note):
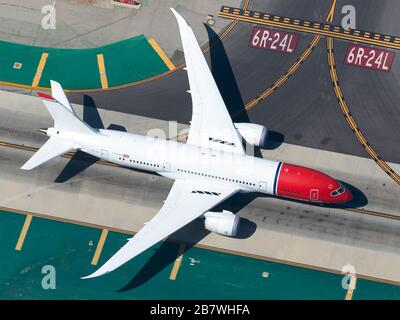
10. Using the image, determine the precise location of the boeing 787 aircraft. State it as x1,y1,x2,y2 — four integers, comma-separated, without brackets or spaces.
21,9,352,279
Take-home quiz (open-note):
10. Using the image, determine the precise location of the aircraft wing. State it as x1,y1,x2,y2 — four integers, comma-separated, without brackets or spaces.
82,179,239,279
171,9,245,155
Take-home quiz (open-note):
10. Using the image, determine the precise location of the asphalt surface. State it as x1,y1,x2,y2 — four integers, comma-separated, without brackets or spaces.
68,0,400,164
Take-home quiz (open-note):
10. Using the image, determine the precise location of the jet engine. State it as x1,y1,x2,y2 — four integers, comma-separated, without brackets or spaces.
203,210,240,237
234,123,268,147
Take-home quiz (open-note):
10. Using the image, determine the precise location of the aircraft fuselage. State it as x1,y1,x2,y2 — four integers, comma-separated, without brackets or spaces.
46,127,352,204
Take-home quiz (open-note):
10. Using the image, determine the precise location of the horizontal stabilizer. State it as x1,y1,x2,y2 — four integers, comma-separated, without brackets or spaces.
21,137,74,170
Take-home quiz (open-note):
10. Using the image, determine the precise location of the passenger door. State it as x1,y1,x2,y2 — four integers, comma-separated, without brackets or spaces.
100,149,108,161
163,162,171,172
259,181,267,193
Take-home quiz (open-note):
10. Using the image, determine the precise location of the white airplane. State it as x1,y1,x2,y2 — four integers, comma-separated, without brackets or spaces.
21,9,352,279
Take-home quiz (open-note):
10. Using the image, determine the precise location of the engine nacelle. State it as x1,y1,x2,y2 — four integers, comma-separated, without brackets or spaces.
203,210,240,237
234,123,268,147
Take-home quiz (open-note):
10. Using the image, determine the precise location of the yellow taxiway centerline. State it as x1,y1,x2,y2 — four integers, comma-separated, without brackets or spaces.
169,243,186,280
15,214,33,251
97,54,109,89
240,0,336,113
91,228,109,265
31,53,49,88
148,38,175,71
326,36,400,186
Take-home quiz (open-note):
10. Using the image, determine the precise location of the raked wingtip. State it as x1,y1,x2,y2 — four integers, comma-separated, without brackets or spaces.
81,273,99,280
81,269,108,280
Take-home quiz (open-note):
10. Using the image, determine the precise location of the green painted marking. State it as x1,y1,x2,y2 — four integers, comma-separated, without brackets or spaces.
0,35,169,90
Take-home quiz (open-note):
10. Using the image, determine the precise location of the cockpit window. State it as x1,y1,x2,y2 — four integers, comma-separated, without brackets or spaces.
331,185,345,197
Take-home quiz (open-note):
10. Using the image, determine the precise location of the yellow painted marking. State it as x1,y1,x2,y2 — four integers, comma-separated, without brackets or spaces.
169,243,186,280
218,3,400,51
97,54,108,89
1,2,250,93
31,53,48,88
15,214,32,251
284,17,290,23
304,21,311,27
345,275,357,300
327,0,337,22
148,38,175,71
91,228,109,265
243,36,322,113
218,12,397,49
327,36,400,186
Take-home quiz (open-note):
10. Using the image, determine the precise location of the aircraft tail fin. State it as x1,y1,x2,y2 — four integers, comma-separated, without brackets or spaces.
38,81,95,135
21,81,96,171
21,137,74,170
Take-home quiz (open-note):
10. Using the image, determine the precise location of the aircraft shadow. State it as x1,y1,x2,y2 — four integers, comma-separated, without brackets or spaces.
55,95,102,182
116,182,364,291
205,24,248,123
118,192,258,292
205,24,284,155
55,150,99,183
263,131,284,150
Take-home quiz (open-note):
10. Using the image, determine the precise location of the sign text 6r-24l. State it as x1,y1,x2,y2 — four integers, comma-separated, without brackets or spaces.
344,44,395,72
249,27,299,53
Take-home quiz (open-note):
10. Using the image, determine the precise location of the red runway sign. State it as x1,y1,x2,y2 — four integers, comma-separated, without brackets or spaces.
249,27,299,53
344,45,395,72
